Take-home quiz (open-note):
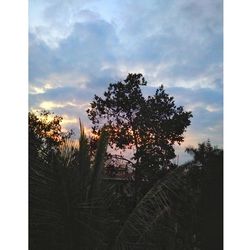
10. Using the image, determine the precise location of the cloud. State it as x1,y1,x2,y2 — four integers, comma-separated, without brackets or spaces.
29,0,223,158
29,17,121,86
30,0,223,90
117,0,222,89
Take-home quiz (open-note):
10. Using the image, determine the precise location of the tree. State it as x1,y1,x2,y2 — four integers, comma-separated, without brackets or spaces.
185,139,222,166
185,141,223,250
29,110,73,161
87,73,192,193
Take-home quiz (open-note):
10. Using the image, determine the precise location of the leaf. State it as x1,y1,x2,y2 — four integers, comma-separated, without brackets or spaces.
88,129,109,202
113,168,185,250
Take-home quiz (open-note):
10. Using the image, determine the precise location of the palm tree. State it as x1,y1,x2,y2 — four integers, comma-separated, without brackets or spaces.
29,120,111,250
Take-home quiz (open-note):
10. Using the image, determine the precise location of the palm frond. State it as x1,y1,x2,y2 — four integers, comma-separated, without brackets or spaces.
88,129,109,202
79,119,91,190
113,168,186,250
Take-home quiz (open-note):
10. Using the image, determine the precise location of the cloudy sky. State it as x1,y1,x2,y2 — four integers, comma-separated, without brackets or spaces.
29,0,223,163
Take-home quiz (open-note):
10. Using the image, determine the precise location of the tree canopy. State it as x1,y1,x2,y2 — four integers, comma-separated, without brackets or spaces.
87,73,192,184
184,141,223,250
186,139,223,166
29,110,73,161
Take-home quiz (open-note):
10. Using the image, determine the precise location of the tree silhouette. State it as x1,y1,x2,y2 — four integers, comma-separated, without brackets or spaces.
87,73,192,199
29,110,73,162
185,141,223,250
186,139,222,166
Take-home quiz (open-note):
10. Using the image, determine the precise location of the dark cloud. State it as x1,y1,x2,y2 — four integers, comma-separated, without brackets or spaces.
29,33,57,82
29,18,121,87
57,21,119,68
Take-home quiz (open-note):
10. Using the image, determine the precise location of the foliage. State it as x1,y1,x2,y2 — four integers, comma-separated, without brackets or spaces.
29,107,222,249
112,167,190,250
29,120,112,250
87,73,192,192
29,110,73,161
29,113,198,250
184,141,223,250
185,139,222,166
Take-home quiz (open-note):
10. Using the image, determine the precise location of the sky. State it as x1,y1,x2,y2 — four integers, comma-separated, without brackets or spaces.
29,0,223,163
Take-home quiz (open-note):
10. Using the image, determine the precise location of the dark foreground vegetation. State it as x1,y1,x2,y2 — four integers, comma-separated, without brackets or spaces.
29,74,223,250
